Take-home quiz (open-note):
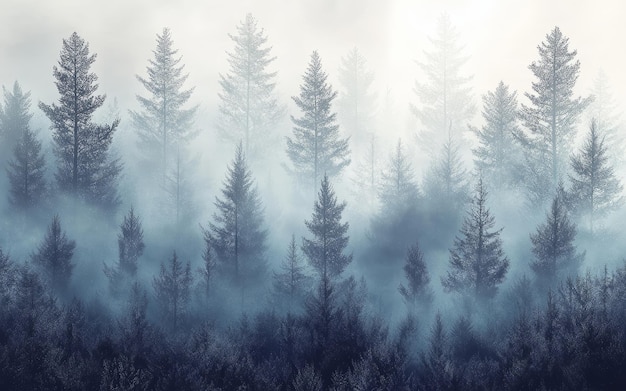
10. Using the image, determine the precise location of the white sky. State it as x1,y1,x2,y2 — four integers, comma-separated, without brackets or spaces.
1,0,625,141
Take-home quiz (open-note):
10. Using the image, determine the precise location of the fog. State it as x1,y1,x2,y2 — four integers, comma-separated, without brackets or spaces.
2,1,626,389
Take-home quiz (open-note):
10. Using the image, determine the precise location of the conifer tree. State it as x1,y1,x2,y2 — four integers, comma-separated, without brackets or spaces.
286,51,350,194
130,28,196,181
412,12,475,153
3,82,46,209
349,134,379,211
218,13,284,161
273,234,311,311
104,207,145,295
530,193,584,289
442,177,509,300
398,241,433,310
197,237,216,300
379,138,419,209
39,32,121,208
206,143,267,299
518,27,591,203
152,251,192,331
587,70,624,167
471,81,522,190
337,47,376,149
32,215,76,295
569,120,623,233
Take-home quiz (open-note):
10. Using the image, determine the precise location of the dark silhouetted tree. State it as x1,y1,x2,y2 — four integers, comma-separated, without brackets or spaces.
412,12,475,153
530,193,584,289
286,51,350,194
197,236,216,300
104,207,145,295
273,234,311,312
518,27,591,204
442,177,509,300
206,143,267,305
118,281,152,358
218,13,284,161
153,251,192,331
32,215,76,295
337,47,376,148
131,27,196,182
471,81,522,191
569,120,623,233
398,241,433,311
3,82,46,209
39,32,121,208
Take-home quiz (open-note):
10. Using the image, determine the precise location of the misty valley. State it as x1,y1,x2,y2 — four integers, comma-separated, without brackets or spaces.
2,9,626,391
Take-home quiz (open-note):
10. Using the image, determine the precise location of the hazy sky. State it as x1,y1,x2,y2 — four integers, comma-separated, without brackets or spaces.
1,0,625,141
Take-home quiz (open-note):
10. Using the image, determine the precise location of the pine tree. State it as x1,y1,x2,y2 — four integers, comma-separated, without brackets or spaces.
518,27,592,203
337,47,377,149
442,177,509,300
530,193,584,289
569,120,623,233
378,139,419,209
218,13,284,161
412,12,475,153
206,143,267,297
286,51,350,194
39,32,121,208
3,83,46,209
398,241,433,310
273,234,311,311
32,215,76,295
152,251,192,331
471,81,522,190
104,207,145,295
587,70,624,167
118,281,151,358
130,27,196,181
197,236,216,300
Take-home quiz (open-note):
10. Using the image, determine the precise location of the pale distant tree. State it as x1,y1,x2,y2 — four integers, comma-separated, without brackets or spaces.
273,234,311,312
349,134,380,211
32,215,76,295
587,70,624,167
442,177,509,300
3,82,46,209
471,81,522,191
39,32,121,209
378,139,419,209
568,120,623,233
130,28,196,182
153,251,192,331
337,47,377,149
286,51,350,194
517,27,592,205
412,12,475,153
218,13,284,162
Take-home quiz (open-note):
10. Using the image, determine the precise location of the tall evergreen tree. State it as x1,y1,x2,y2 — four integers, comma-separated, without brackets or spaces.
206,143,267,299
587,70,624,167
337,47,377,149
398,241,433,311
39,32,121,208
412,12,475,153
286,51,350,194
518,27,592,203
152,251,192,331
32,215,76,295
471,81,522,190
569,120,623,233
104,207,145,295
442,177,509,300
218,13,284,161
130,27,196,181
530,193,584,289
4,83,46,209
273,234,311,312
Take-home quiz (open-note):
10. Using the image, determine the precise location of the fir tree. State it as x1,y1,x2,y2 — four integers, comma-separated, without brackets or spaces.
587,70,624,167
337,47,377,149
518,27,591,203
218,13,284,161
3,82,46,209
206,143,267,300
32,215,76,295
273,234,311,312
152,251,192,331
569,120,623,233
471,81,522,190
442,177,509,300
530,193,584,289
412,12,475,153
197,236,216,300
130,27,196,181
378,138,419,209
286,51,350,194
39,32,121,208
398,241,433,310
